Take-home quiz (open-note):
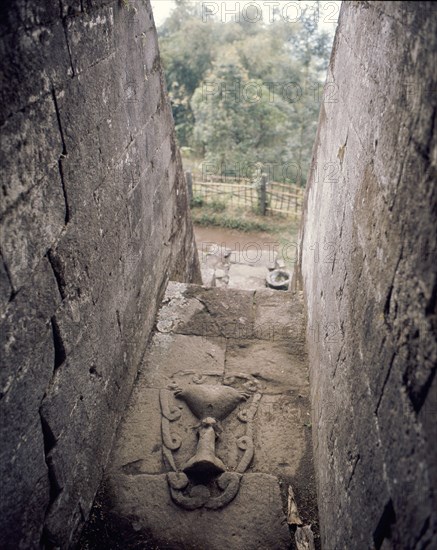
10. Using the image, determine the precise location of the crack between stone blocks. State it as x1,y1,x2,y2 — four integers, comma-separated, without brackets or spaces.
58,159,70,224
346,453,360,490
39,403,64,548
51,89,70,224
192,296,223,337
39,292,70,536
59,1,76,78
47,249,66,300
426,106,436,157
383,245,404,327
0,249,16,301
51,89,67,156
414,516,432,549
331,342,344,380
390,153,409,213
375,352,396,416
116,310,122,335
71,49,117,79
51,316,67,370
223,336,229,379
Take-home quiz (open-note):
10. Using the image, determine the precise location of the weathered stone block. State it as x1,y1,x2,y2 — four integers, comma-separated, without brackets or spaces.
66,5,116,75
109,388,164,475
157,283,255,338
0,1,199,547
106,473,291,550
141,333,226,387
254,289,306,343
0,258,59,549
0,15,71,121
0,95,61,217
0,170,66,292
252,394,310,476
0,416,50,550
225,339,308,393
300,2,437,547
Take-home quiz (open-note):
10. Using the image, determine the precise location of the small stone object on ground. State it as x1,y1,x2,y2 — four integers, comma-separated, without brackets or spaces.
266,269,290,291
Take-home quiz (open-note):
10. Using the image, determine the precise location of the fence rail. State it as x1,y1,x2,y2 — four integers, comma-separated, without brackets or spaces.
187,172,304,218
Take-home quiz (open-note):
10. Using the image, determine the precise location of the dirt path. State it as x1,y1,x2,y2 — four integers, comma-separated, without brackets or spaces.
194,224,299,260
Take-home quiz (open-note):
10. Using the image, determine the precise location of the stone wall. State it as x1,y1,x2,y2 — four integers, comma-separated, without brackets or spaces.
0,1,200,547
299,2,436,548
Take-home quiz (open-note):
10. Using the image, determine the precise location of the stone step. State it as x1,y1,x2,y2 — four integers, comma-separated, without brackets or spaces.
79,282,319,549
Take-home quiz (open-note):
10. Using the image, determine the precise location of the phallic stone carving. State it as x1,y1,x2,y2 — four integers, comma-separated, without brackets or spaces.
181,417,227,478
159,374,261,510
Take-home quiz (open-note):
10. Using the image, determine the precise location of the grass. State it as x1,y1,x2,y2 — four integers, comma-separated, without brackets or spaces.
190,201,298,235
193,212,273,233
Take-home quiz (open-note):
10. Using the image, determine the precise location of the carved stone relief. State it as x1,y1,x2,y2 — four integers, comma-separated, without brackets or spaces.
159,372,262,510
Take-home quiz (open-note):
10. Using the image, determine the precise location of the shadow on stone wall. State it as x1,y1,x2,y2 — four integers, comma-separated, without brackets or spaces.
299,2,437,548
0,1,200,547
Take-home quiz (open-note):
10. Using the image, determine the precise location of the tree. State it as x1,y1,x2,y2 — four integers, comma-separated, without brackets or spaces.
158,2,216,145
191,49,290,176
156,0,336,183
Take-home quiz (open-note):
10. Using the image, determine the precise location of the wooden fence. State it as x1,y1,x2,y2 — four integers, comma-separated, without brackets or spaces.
186,171,304,218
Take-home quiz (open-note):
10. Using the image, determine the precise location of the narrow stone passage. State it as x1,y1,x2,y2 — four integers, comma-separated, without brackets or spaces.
80,282,319,549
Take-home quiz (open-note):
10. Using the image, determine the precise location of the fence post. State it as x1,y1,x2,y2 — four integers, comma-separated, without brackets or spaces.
186,170,193,204
259,174,267,215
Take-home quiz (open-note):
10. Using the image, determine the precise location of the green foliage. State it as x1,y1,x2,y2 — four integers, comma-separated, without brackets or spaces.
192,212,273,233
190,203,296,234
209,199,227,213
191,195,204,207
157,0,335,184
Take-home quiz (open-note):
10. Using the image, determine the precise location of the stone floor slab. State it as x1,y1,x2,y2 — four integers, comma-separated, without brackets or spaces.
157,283,255,338
253,289,306,343
79,283,319,549
253,394,310,479
227,263,267,290
109,388,164,475
141,333,226,387
225,338,309,393
106,472,291,550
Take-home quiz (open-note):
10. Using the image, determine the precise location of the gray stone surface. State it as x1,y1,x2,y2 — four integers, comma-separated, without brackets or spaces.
83,283,319,548
141,333,226,387
227,262,267,290
254,289,306,343
0,258,59,548
108,387,165,475
157,283,255,338
0,1,200,547
299,2,437,548
105,473,290,550
225,339,308,392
